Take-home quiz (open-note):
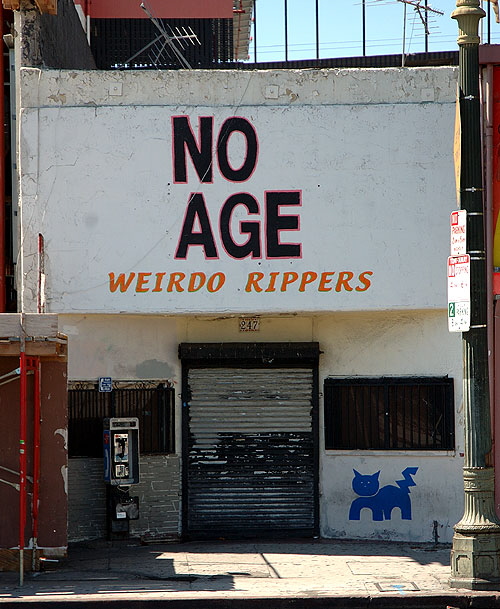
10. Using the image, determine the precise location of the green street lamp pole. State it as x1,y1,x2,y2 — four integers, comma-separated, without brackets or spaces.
450,0,500,590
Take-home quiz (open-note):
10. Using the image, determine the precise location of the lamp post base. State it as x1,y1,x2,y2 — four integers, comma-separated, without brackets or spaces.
450,531,500,589
450,467,500,590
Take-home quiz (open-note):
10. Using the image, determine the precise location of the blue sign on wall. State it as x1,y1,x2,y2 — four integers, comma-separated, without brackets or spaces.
99,377,112,392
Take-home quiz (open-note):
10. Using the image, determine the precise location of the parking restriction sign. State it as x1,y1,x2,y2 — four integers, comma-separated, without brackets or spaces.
450,209,466,256
447,254,470,332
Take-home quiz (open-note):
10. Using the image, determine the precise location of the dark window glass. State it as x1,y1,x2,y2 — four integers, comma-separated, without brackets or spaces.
68,384,175,457
324,377,454,451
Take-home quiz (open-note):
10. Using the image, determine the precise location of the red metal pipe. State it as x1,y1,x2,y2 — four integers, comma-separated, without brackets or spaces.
19,350,27,584
37,234,44,313
32,358,41,570
0,7,6,313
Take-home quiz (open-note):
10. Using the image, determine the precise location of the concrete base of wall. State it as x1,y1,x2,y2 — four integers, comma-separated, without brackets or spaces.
68,455,180,543
130,455,180,540
68,458,107,542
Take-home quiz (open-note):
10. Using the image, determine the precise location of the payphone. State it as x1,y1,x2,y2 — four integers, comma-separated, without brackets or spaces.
103,417,140,485
103,418,140,532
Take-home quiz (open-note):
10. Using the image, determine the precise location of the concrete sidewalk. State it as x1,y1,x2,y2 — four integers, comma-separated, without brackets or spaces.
0,539,500,607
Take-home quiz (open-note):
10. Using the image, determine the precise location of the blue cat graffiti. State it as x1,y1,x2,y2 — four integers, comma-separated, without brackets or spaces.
349,467,419,521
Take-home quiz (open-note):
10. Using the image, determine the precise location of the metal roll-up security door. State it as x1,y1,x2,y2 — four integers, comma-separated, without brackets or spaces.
186,367,316,538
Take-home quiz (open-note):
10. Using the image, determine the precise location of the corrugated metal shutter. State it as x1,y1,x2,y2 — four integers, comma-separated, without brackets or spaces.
186,367,316,538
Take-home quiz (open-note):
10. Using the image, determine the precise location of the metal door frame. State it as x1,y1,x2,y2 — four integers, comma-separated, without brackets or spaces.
179,342,320,539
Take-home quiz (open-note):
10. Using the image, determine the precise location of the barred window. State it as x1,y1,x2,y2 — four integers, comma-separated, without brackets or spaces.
324,377,454,451
68,383,175,457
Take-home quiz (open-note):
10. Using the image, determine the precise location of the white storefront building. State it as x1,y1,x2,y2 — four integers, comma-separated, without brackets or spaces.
18,65,462,543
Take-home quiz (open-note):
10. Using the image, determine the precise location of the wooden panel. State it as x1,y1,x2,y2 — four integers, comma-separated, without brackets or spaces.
2,0,20,10
0,549,40,572
35,0,56,14
2,0,56,13
0,341,67,357
0,313,67,357
0,314,59,338
24,314,59,337
0,358,68,556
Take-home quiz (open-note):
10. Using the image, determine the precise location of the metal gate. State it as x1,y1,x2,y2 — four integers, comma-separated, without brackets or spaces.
184,366,318,538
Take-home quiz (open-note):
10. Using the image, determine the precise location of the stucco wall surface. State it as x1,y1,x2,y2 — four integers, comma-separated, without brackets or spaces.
19,66,457,315
19,66,457,108
315,311,463,543
61,310,462,543
18,65,462,544
321,453,460,543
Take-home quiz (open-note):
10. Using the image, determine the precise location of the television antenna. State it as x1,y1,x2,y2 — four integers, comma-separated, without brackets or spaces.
367,0,443,64
120,1,201,69
398,0,443,62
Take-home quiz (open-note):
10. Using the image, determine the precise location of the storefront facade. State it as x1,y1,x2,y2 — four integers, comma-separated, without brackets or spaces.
17,65,462,543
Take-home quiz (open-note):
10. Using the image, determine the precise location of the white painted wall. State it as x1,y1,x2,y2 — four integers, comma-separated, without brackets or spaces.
20,65,462,543
61,309,463,543
62,314,184,381
19,66,457,315
316,311,462,543
321,453,460,543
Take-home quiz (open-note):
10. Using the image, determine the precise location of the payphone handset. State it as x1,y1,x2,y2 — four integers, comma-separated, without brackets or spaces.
103,417,140,485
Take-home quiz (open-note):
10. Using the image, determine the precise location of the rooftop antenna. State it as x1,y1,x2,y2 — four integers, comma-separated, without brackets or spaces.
121,1,200,69
398,0,443,63
368,0,443,65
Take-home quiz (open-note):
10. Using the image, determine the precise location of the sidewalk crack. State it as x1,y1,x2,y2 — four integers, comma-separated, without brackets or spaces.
260,554,281,579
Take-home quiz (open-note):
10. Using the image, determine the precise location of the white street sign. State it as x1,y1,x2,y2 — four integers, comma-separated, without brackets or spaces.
448,254,470,332
448,301,470,332
450,209,466,256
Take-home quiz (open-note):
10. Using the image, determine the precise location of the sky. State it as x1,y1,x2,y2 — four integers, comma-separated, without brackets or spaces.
246,0,500,62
